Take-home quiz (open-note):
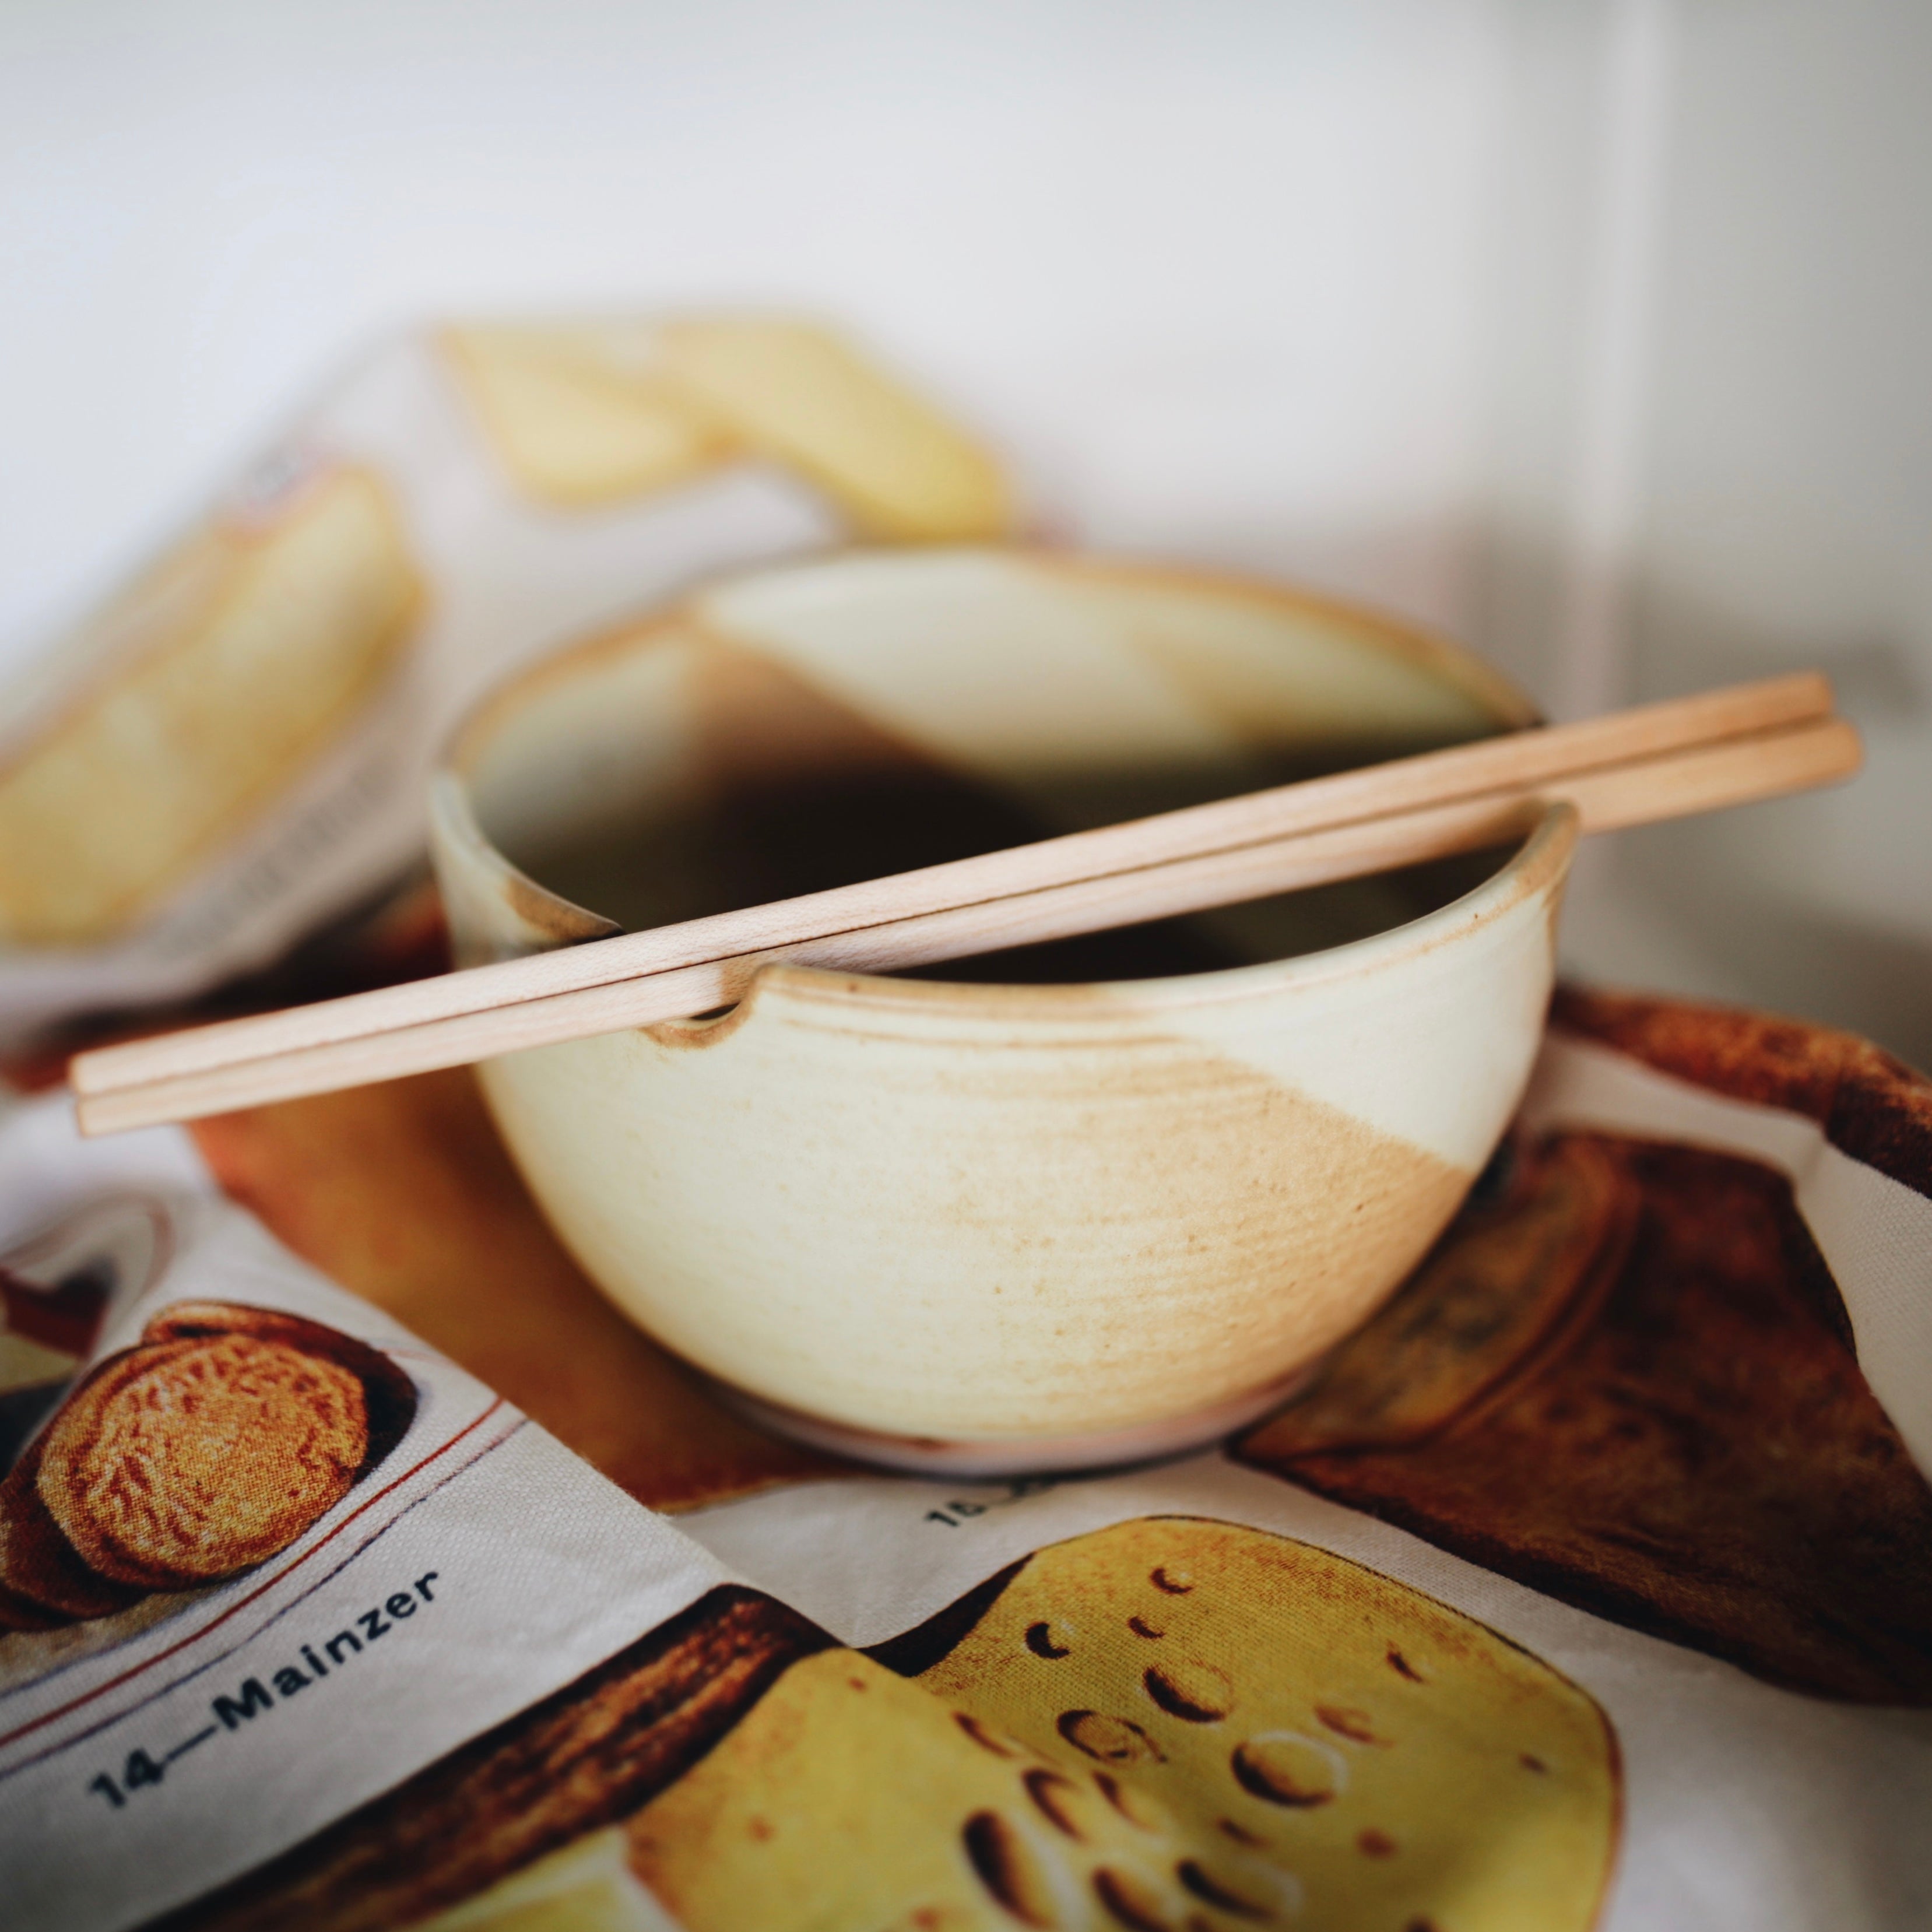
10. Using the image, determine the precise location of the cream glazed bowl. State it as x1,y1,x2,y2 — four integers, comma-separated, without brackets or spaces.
430,550,1576,1475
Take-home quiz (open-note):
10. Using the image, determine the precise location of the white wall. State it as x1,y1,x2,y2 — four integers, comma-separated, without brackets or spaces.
0,0,1501,647
1502,1,1932,1065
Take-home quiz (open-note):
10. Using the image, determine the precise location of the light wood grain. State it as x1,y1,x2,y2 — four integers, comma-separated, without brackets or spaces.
71,695,1859,1135
73,671,1831,1095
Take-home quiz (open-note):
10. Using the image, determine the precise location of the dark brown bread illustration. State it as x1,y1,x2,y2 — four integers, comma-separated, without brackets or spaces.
0,1439,140,1627
136,1586,832,1932
1238,1126,1932,1702
0,1582,63,1631
0,1261,113,1357
36,1333,370,1589
1552,984,1932,1189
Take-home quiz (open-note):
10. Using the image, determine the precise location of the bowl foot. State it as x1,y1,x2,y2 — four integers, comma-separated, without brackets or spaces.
706,1364,1322,1478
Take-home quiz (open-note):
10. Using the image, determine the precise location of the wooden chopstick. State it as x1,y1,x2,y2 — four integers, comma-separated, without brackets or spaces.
76,712,1860,1135
71,677,1856,1135
76,672,1831,1085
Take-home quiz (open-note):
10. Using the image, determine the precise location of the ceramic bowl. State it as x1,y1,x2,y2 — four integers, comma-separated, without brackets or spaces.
431,549,1575,1474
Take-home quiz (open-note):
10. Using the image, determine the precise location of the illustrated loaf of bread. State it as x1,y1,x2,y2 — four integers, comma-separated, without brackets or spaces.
136,1586,834,1932
0,466,419,947
140,1523,1615,1932
442,318,1011,538
626,1517,1621,1932
1237,1115,1932,1705
440,325,736,507
0,1301,414,1629
0,1437,142,1629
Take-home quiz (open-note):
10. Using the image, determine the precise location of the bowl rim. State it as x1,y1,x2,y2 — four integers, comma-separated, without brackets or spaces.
730,798,1576,1026
434,546,1572,1024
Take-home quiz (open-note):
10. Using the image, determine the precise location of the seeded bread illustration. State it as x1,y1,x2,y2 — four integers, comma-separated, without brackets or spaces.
0,466,419,947
0,1302,416,1627
627,1517,1620,1932
444,319,1011,538
138,1527,1613,1932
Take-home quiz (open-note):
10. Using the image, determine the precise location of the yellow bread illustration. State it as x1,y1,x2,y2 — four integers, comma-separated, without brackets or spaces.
628,1646,1204,1932
441,327,736,507
652,319,1010,540
445,319,1011,539
409,1827,670,1932
0,468,419,947
623,1518,1619,1932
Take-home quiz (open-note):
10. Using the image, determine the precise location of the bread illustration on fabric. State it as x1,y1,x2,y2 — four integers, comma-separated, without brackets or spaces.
442,318,1012,538
137,1586,834,1932
628,1518,1620,1932
0,1438,142,1631
189,1066,834,1517
1236,1098,1932,1704
441,325,738,507
0,1302,414,1629
0,1256,114,1477
140,1526,1614,1932
0,465,420,948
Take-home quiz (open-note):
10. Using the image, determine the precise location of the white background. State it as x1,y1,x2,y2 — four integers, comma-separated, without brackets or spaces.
2,0,1928,1060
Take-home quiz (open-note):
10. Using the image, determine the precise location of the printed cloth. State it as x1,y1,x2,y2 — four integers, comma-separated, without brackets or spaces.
0,317,1010,1041
1,989,1929,1931
0,319,1927,1931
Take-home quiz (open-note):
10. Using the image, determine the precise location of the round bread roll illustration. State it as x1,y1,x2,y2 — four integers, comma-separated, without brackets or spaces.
139,1299,419,1476
628,1517,1620,1931
0,1302,417,1619
0,1441,140,1627
37,1334,369,1589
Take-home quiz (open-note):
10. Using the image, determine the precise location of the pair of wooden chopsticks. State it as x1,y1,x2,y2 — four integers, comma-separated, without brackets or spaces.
71,673,1858,1136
